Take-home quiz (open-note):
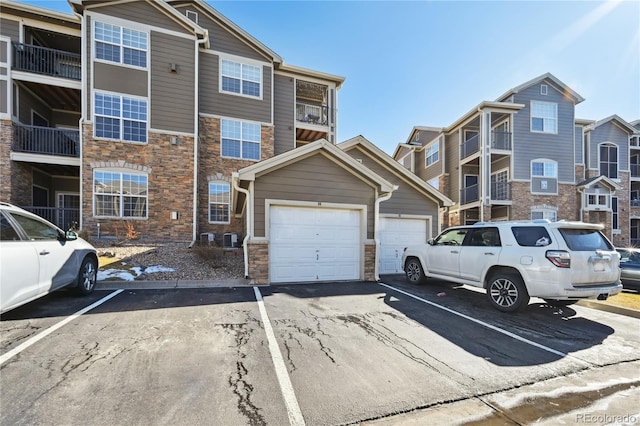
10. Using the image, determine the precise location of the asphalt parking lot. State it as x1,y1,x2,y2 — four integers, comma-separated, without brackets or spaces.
1,278,639,426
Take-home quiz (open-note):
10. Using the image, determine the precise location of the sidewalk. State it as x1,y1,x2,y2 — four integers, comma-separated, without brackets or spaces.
96,278,253,290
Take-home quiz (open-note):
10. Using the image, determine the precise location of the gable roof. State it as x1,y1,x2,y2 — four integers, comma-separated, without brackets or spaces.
496,72,585,104
587,114,638,135
339,135,454,207
577,175,622,191
236,139,396,193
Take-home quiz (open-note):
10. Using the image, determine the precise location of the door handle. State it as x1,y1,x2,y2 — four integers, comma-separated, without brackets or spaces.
484,252,495,255
39,250,50,255
450,250,459,254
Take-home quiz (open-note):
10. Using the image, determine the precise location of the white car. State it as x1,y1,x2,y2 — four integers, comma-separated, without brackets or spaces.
0,202,98,314
402,220,622,312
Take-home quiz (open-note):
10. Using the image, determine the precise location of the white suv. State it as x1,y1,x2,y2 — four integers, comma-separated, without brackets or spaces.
0,202,98,313
402,220,622,312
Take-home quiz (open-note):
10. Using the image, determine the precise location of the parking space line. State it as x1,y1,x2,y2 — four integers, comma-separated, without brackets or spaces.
253,287,305,426
378,282,573,359
0,290,124,366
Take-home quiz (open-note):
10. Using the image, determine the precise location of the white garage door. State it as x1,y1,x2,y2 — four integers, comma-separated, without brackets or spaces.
379,217,428,274
270,206,361,283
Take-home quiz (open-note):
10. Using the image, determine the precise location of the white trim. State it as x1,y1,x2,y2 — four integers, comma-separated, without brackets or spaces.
11,82,19,121
207,180,231,224
1,14,80,37
92,168,149,219
93,90,149,144
597,141,619,180
218,56,264,101
11,70,81,90
11,152,80,166
186,10,198,24
93,19,149,71
86,11,196,41
220,117,262,162
530,100,558,134
148,128,195,137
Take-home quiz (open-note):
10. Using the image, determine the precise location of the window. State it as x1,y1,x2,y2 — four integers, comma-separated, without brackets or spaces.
209,182,230,223
599,143,618,179
531,101,557,133
94,171,148,218
95,92,148,143
95,21,147,68
612,196,619,230
434,228,468,246
427,178,439,190
9,213,60,240
540,84,548,95
221,119,261,160
532,160,557,178
186,10,198,23
531,209,557,221
559,228,612,251
221,59,261,98
587,193,609,209
512,226,552,247
425,141,439,166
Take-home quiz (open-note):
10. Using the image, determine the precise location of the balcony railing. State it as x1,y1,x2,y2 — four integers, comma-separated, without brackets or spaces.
21,206,80,231
296,101,329,126
491,181,511,201
460,135,479,159
460,184,479,205
491,131,512,151
12,123,80,157
12,42,81,80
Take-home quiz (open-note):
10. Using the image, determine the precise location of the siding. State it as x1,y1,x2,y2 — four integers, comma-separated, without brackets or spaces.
345,146,440,237
575,125,584,164
512,80,576,182
91,2,187,33
588,122,631,171
0,18,20,41
199,53,272,122
94,62,147,96
0,39,7,63
445,132,460,203
18,85,50,124
150,32,195,133
0,80,6,114
52,110,80,127
273,73,295,155
253,153,376,238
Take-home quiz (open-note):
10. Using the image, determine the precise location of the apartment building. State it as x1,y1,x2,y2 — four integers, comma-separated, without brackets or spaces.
394,73,640,247
0,0,452,284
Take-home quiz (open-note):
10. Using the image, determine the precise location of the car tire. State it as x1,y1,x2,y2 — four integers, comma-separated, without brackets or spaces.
405,258,426,285
543,299,578,307
75,256,97,295
487,272,529,312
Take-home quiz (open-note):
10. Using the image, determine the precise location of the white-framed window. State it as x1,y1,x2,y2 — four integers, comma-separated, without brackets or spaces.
186,10,198,23
491,169,509,200
94,92,148,143
531,207,557,221
95,21,148,68
540,84,548,95
612,196,619,230
531,159,557,178
221,119,261,160
599,143,618,179
586,193,610,209
531,101,557,133
425,140,439,166
427,178,439,190
209,182,230,223
93,170,148,218
220,59,261,98
12,83,19,120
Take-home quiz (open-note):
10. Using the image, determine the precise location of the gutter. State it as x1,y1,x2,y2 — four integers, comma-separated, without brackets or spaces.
232,173,251,279
374,187,397,281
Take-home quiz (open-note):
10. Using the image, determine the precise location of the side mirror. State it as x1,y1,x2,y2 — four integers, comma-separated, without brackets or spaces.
427,239,435,246
65,231,78,241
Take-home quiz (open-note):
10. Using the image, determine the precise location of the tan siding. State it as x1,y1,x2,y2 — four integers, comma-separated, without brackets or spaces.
253,154,376,238
150,32,195,133
91,1,187,33
1,18,21,41
445,132,460,203
19,85,50,124
94,62,147,97
273,73,295,155
199,53,272,122
1,39,9,63
0,81,6,114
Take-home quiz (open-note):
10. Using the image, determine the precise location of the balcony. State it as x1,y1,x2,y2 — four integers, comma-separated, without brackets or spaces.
631,164,640,178
12,123,80,157
460,135,479,160
296,101,329,126
460,184,479,205
21,206,79,231
491,131,512,151
491,181,511,202
12,42,81,80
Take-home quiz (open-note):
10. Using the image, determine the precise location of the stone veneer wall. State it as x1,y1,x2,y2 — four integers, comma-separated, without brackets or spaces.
197,116,275,243
82,124,194,242
1,120,32,205
364,242,376,281
510,182,578,221
247,240,268,284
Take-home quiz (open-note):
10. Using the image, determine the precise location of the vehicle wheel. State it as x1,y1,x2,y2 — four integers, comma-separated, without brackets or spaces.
543,299,578,307
405,258,426,285
75,257,97,295
486,272,529,312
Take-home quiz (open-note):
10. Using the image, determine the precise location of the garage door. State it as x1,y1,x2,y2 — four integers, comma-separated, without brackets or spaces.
379,217,428,274
270,206,361,283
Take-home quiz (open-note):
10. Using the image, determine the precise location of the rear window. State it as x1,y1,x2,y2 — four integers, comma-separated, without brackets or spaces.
511,226,552,247
558,228,613,251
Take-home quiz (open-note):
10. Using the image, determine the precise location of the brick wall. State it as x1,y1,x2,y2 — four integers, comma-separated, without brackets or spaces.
82,124,194,242
1,121,33,205
364,242,376,281
510,181,578,221
247,240,268,284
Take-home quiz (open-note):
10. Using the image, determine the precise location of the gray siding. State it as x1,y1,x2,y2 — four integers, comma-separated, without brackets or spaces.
18,85,50,124
0,80,6,114
94,62,147,96
92,2,187,33
575,125,584,164
512,80,576,182
150,32,195,133
1,18,20,41
52,110,80,127
345,146,440,237
445,132,460,203
423,136,443,182
199,53,272,123
531,177,558,194
0,39,8,63
273,73,295,155
588,122,631,171
253,154,376,238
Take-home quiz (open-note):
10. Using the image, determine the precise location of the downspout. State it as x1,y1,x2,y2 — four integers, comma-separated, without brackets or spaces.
189,34,209,247
374,187,397,281
232,173,251,279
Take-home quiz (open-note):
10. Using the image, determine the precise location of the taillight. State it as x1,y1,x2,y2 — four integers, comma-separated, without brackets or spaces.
546,250,571,268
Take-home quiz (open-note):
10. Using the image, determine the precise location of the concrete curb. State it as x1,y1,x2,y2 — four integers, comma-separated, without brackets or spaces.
577,300,640,319
96,279,254,290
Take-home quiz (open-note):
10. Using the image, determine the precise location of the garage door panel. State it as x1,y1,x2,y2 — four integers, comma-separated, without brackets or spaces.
379,218,428,274
270,206,362,283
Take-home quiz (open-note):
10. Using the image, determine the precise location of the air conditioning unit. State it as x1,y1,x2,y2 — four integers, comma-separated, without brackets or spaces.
223,233,238,248
200,233,215,245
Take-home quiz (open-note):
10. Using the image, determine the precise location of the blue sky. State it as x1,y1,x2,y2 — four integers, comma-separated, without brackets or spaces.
20,0,640,155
